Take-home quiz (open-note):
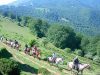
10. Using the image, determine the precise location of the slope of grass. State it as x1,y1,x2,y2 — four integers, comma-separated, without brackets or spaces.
0,16,100,75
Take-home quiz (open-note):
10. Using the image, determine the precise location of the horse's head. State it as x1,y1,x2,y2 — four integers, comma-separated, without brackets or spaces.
48,57,52,62
86,64,91,69
67,62,73,70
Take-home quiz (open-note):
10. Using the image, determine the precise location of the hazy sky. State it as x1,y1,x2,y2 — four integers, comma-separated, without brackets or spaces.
0,0,16,5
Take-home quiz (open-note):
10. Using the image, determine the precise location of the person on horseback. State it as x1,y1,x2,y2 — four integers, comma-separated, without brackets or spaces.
0,36,3,42
73,56,80,71
25,44,28,50
15,40,18,45
52,52,57,62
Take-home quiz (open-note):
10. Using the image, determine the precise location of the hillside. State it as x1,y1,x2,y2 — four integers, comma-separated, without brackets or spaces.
0,15,100,75
0,0,100,36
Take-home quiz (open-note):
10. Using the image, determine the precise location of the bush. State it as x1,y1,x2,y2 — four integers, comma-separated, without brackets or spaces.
41,38,48,47
0,58,20,75
93,56,100,63
64,48,71,53
38,68,51,75
84,52,93,60
0,48,12,58
74,49,84,57
29,40,37,47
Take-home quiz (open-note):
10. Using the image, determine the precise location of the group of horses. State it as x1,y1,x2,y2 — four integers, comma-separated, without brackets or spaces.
24,45,41,59
1,37,41,59
1,37,21,50
0,36,91,75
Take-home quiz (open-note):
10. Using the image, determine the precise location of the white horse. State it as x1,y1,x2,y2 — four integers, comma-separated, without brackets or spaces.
67,62,90,75
10,41,15,47
48,57,63,64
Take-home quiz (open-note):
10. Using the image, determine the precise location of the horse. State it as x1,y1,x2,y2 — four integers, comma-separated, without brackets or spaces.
47,57,63,65
24,47,31,55
32,49,41,59
15,44,21,50
10,41,15,48
6,40,11,46
67,62,90,75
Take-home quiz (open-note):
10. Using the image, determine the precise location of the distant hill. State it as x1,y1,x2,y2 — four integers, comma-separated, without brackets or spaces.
0,0,100,36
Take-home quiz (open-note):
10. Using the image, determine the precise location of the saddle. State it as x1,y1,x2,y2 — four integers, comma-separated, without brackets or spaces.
52,57,56,63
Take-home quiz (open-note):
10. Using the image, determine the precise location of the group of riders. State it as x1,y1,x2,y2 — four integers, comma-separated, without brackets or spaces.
0,35,80,72
51,52,80,71
24,44,40,59
0,36,21,49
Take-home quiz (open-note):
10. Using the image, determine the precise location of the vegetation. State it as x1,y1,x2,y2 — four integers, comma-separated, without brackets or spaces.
29,19,49,38
46,24,81,49
38,68,51,75
0,0,100,36
80,36,100,62
0,58,20,75
0,13,100,75
0,48,12,58
29,40,37,47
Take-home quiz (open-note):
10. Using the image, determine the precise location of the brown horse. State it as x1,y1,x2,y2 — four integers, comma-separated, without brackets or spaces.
24,47,31,55
32,49,40,59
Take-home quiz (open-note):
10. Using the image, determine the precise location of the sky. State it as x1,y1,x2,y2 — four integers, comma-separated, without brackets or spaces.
0,0,16,5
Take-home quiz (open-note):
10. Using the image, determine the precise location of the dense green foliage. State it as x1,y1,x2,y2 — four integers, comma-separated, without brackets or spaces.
0,0,100,36
29,19,49,38
29,40,37,47
80,36,100,62
0,48,12,58
0,58,20,75
46,25,81,49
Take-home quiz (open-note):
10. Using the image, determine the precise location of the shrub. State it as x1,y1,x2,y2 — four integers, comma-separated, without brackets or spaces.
0,48,12,58
38,68,51,75
74,49,84,57
64,48,71,53
93,56,100,63
29,40,37,47
41,38,48,47
0,58,20,75
84,52,93,60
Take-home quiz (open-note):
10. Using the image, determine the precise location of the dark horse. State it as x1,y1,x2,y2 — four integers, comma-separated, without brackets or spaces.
24,47,31,55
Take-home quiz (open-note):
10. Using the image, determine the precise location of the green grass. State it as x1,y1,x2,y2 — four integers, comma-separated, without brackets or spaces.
0,16,100,75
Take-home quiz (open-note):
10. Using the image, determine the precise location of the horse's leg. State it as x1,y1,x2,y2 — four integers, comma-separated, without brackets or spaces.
81,70,83,75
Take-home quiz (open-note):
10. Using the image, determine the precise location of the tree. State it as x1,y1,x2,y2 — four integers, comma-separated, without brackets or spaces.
0,58,20,75
46,24,80,49
96,41,100,57
29,19,49,38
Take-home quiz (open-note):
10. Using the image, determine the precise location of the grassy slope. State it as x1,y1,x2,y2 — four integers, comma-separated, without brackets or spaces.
0,16,100,75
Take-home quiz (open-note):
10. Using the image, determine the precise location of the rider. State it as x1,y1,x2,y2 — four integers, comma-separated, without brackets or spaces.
25,44,28,49
73,56,80,71
52,52,57,62
15,40,18,45
0,35,3,42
